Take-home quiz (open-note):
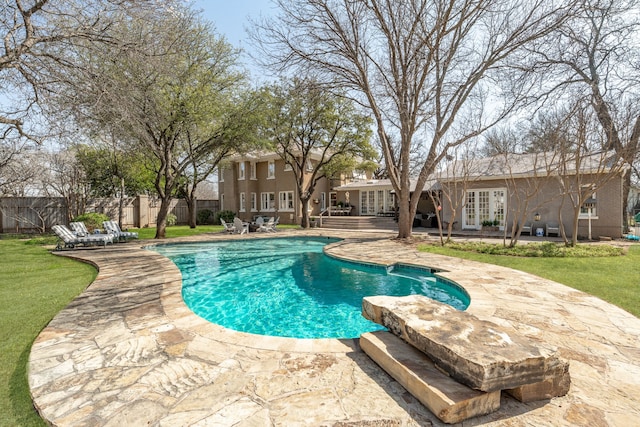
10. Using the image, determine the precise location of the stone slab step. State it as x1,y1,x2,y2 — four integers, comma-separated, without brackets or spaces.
362,295,570,393
360,331,501,424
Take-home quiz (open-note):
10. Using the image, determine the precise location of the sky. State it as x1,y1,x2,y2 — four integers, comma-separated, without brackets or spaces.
192,0,277,79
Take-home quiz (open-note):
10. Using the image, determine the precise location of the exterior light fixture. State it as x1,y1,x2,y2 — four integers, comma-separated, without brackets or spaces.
534,212,541,221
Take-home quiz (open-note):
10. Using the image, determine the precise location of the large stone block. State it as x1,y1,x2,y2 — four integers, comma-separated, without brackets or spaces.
362,295,570,393
360,331,501,424
505,356,571,402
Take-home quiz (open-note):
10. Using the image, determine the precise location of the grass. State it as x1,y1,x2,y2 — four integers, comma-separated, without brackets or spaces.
0,240,97,427
418,241,640,318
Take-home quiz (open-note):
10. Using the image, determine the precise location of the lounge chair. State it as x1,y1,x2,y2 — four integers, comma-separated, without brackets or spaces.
70,221,114,241
52,224,113,249
103,220,139,242
521,222,532,236
258,217,275,232
233,217,249,235
546,222,560,237
221,218,236,233
69,221,91,236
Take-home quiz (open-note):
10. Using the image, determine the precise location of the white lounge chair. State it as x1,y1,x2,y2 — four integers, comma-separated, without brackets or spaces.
258,217,275,232
70,221,114,241
220,218,235,233
69,221,90,236
53,224,113,249
103,220,139,242
233,217,249,235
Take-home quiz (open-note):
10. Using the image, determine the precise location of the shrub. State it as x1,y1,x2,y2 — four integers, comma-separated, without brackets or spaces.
73,212,110,232
214,210,235,225
166,213,177,226
197,209,214,225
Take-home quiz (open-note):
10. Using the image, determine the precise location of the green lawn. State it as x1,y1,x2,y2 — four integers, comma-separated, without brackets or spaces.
418,242,640,318
0,240,97,427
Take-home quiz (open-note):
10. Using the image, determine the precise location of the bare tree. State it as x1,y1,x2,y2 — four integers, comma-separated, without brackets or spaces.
0,0,149,175
530,0,640,228
253,0,575,238
551,102,626,245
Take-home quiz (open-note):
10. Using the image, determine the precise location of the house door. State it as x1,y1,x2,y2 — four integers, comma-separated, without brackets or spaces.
360,190,394,215
463,189,506,229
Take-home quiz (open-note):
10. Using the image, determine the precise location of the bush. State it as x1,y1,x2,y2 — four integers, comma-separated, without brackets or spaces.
197,209,214,225
166,213,177,226
214,210,235,225
73,212,110,232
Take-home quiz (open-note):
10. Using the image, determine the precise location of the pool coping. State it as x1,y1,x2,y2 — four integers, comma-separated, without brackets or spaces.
28,229,640,426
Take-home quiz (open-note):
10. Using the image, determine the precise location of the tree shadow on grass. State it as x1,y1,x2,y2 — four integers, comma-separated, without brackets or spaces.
9,341,47,427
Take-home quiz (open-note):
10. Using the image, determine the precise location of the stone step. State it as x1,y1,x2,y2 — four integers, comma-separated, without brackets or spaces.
318,216,397,230
360,331,501,424
362,295,570,394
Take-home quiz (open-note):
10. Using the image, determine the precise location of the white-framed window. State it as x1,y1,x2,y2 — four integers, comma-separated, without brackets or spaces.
306,159,313,171
580,187,597,218
251,192,257,211
279,191,295,211
321,192,327,210
267,160,275,179
284,162,293,171
250,162,256,180
220,194,224,210
238,162,245,180
261,192,276,211
462,188,506,230
218,167,224,182
239,192,246,212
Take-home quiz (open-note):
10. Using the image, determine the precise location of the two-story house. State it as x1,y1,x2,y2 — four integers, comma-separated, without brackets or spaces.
218,151,363,224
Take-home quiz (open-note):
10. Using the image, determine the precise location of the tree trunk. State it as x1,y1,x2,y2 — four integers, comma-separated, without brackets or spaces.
622,169,631,232
300,198,310,228
186,195,197,228
118,176,125,228
396,191,413,239
155,197,171,239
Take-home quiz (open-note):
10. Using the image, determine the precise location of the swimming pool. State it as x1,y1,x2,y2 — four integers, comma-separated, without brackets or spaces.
150,237,469,339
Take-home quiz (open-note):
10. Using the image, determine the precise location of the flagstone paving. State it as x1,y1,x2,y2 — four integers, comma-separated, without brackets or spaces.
29,230,640,426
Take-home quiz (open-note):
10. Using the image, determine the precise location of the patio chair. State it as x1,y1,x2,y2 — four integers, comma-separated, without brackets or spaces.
270,216,280,232
258,217,275,232
103,220,139,242
70,221,114,241
220,218,235,233
546,222,560,237
521,222,532,236
233,217,249,235
69,221,90,236
52,224,113,250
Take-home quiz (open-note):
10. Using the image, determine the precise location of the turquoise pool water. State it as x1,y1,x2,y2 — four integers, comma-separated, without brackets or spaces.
150,237,469,339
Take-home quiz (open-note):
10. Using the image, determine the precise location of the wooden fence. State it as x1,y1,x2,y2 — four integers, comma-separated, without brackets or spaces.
0,196,219,233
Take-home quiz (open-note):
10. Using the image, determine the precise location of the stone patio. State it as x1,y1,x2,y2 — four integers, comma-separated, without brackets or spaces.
28,230,640,426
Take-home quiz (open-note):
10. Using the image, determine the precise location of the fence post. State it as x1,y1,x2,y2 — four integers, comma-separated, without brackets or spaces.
137,194,149,228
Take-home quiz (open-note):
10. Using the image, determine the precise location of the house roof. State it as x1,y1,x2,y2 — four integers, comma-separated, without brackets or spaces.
438,150,625,182
333,178,440,193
